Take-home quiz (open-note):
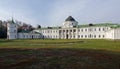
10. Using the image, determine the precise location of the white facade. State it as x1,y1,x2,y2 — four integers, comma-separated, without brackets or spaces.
7,16,120,40
7,20,41,39
7,20,17,39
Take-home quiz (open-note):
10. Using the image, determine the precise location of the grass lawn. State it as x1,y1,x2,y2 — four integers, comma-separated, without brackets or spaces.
0,39,120,69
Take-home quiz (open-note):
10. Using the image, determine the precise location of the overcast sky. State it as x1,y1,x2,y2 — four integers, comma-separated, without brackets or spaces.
0,0,120,27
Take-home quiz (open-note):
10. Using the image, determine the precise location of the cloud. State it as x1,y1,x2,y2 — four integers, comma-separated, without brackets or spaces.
0,0,120,27
48,0,90,26
47,0,120,26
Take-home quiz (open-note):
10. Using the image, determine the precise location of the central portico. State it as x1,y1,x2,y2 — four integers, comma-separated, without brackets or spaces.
59,16,78,39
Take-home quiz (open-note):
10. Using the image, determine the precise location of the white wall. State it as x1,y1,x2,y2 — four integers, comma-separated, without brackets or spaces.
18,33,41,39
7,23,17,39
114,28,120,39
40,29,59,39
77,27,108,39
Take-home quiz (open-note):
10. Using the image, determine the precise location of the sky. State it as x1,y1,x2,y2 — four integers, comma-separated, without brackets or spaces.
0,0,120,27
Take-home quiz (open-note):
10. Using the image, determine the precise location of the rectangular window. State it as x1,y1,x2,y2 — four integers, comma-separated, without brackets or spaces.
99,28,101,31
59,30,61,33
94,35,96,38
94,28,96,31
81,29,83,32
81,35,83,38
103,28,105,31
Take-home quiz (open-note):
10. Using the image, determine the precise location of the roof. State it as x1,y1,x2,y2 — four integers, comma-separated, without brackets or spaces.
65,16,76,21
78,23,120,28
36,26,61,30
36,23,120,30
8,18,15,24
19,30,41,34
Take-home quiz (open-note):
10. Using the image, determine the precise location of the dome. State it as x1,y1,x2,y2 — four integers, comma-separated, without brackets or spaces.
65,16,76,21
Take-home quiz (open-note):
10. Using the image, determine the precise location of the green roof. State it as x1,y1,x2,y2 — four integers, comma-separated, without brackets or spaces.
36,23,120,30
19,30,41,34
18,30,31,33
36,26,61,30
8,18,15,24
78,23,120,28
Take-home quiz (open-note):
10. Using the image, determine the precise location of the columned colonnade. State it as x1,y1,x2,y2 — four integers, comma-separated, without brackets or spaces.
59,28,77,39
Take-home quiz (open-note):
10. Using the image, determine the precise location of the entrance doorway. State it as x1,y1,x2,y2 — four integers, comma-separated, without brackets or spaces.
66,34,68,39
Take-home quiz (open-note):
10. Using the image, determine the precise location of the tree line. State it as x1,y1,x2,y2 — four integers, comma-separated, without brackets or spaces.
0,20,40,39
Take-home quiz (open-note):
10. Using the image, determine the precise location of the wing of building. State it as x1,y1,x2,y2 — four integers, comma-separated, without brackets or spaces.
7,16,120,40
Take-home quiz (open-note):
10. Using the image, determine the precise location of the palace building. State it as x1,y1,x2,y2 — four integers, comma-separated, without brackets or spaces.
7,16,120,39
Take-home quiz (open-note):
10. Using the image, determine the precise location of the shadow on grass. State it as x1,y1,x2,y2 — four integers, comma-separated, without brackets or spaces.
0,48,120,69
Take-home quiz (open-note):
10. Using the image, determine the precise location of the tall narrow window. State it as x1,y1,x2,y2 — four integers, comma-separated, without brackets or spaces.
99,28,101,31
81,35,83,38
103,28,105,31
94,35,96,38
81,29,83,32
94,28,96,31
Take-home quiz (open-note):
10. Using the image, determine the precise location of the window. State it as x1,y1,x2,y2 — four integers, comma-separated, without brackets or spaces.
66,30,68,33
72,23,73,25
89,28,92,32
85,29,87,32
94,35,96,38
99,35,101,38
73,29,76,32
103,35,105,38
94,28,96,31
85,35,87,38
81,35,83,38
59,30,61,33
78,35,80,38
99,28,101,31
89,34,92,38
14,30,16,33
73,35,75,38
103,28,105,31
48,30,50,33
23,35,25,38
81,29,83,32
15,35,16,38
